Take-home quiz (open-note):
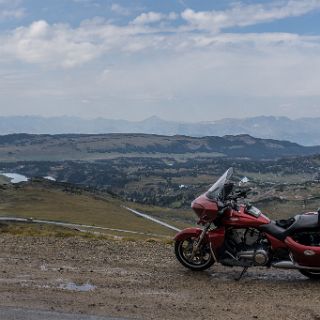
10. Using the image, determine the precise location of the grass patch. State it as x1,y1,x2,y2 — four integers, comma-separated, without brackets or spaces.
0,183,179,237
0,175,10,185
0,222,173,244
0,222,82,238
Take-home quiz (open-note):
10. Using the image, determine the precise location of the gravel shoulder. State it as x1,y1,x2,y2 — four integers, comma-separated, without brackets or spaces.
0,307,128,320
0,235,320,320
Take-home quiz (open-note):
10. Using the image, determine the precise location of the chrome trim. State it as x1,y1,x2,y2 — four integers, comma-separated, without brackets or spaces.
225,250,238,260
272,261,320,271
191,223,210,260
289,252,295,262
209,243,218,263
237,250,255,259
304,250,316,256
296,265,320,271
272,261,296,269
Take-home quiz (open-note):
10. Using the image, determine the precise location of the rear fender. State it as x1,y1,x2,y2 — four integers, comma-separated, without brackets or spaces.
285,236,320,267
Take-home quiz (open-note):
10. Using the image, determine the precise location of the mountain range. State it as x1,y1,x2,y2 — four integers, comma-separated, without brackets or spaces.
1,115,320,146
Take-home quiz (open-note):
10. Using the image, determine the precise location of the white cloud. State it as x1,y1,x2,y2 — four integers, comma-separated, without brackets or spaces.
0,18,176,67
2,20,101,68
111,3,131,16
0,0,21,5
0,0,25,20
1,1,319,69
1,15,320,69
0,8,25,19
72,0,95,3
132,11,177,25
181,0,320,32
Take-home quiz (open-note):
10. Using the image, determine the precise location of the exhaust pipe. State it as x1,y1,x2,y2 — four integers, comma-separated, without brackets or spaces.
272,261,297,269
272,261,320,271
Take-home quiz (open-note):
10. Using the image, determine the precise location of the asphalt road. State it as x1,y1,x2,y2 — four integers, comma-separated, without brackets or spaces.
0,307,130,320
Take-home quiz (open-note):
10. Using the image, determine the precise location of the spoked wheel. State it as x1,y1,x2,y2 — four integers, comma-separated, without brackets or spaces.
175,236,215,271
299,269,320,280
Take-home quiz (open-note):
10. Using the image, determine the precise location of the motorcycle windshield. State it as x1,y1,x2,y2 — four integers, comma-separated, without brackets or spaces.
206,168,233,200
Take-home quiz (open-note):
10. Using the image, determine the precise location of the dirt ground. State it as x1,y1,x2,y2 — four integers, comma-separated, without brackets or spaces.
0,235,320,320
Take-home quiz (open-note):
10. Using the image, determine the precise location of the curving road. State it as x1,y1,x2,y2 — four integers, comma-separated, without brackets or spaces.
0,205,180,237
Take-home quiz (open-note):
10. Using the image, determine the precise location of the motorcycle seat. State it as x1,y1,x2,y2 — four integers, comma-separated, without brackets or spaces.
286,213,320,233
276,217,295,229
260,213,320,241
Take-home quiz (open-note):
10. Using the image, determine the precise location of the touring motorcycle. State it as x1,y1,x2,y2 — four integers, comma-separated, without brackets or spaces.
174,168,320,280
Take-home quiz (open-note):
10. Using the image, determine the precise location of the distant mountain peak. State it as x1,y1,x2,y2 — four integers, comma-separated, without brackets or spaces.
0,132,318,161
0,115,320,146
142,115,166,122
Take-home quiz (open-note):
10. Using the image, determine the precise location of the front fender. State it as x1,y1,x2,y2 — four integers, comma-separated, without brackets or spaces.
174,227,202,241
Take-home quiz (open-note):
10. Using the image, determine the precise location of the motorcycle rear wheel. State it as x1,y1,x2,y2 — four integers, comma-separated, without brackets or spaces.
299,269,320,280
174,236,215,271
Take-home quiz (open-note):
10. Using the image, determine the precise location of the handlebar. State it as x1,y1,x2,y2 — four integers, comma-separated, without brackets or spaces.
217,199,237,216
217,187,252,215
227,187,251,201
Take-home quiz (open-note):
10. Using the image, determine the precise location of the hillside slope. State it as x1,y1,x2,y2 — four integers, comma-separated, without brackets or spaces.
0,133,319,161
0,180,188,238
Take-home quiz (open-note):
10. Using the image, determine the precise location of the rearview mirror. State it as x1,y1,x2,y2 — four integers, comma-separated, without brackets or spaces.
239,176,249,186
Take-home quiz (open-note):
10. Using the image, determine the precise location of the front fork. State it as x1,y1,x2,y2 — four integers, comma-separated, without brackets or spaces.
190,223,211,260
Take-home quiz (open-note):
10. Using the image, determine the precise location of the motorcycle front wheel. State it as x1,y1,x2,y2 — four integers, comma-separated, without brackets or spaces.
174,236,215,271
299,269,320,280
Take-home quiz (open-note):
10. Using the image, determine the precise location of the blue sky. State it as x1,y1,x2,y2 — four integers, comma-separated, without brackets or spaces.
1,0,320,121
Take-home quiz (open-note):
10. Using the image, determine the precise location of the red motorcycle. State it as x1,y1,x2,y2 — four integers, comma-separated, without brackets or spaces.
174,168,320,280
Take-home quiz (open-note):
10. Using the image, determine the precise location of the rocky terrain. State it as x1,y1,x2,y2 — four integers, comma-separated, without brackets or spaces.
0,234,319,320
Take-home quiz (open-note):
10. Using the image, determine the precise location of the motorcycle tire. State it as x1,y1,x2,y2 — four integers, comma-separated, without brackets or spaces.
174,237,215,271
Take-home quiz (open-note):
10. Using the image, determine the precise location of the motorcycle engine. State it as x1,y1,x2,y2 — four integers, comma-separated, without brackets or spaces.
224,228,270,266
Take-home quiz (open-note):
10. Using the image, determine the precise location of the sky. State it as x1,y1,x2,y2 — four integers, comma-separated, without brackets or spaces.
1,0,320,122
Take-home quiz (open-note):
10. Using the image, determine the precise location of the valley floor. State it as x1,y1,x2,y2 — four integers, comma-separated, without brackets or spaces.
0,235,320,320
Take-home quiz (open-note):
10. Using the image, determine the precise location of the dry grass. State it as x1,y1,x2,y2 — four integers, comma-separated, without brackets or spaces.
0,175,10,185
0,222,174,244
0,222,82,238
0,184,181,238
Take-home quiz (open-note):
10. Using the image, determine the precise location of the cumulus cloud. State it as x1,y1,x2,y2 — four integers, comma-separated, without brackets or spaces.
181,0,320,32
1,0,320,69
1,21,100,68
0,0,21,5
0,0,25,20
1,14,320,69
132,11,177,25
111,3,131,16
0,17,177,67
0,8,25,20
